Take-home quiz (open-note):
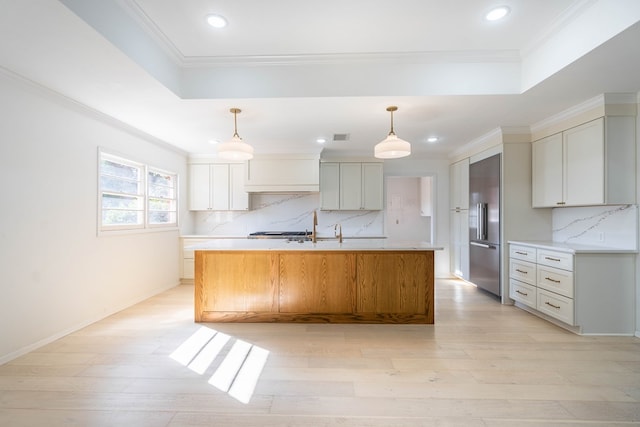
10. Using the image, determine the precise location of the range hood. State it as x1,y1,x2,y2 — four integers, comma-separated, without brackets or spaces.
244,154,320,193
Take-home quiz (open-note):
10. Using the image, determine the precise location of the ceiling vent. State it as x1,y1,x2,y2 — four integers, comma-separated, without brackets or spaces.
332,133,350,142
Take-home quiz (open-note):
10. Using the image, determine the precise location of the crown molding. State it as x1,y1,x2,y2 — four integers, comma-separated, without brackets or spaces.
179,50,522,68
529,94,604,134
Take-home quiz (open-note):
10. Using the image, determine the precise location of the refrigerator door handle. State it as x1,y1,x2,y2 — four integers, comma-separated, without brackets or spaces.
476,203,488,241
470,241,496,249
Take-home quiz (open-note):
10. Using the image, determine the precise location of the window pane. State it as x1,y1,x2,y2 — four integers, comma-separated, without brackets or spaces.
100,176,141,195
101,159,140,180
149,211,177,225
148,171,174,187
102,209,144,226
102,193,144,209
148,184,176,198
148,197,175,211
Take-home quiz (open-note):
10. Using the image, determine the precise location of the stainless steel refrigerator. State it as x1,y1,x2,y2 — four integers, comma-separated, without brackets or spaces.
469,153,501,297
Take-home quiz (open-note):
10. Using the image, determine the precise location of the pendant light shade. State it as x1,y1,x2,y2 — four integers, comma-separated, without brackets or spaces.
374,106,411,159
217,108,254,160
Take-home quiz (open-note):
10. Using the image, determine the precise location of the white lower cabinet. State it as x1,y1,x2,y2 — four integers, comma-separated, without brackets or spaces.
537,288,574,325
509,242,635,335
181,238,210,281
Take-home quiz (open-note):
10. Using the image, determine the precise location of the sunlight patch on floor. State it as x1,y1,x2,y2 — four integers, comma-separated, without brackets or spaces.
170,326,269,404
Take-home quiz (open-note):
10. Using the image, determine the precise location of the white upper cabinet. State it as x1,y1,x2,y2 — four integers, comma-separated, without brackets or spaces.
320,162,340,210
532,116,636,207
320,162,383,210
532,133,563,207
244,155,320,192
450,158,469,210
189,163,249,211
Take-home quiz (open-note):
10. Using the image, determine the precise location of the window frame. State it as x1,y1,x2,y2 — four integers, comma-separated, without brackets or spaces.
98,149,179,234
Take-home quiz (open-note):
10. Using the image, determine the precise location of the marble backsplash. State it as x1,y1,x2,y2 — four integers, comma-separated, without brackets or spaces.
552,204,638,249
193,193,384,237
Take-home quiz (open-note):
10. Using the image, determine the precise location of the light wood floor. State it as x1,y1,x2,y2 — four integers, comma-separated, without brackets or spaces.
1,278,639,426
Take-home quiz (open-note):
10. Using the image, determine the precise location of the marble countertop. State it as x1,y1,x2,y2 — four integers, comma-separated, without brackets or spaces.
187,238,443,251
508,240,638,254
181,234,388,240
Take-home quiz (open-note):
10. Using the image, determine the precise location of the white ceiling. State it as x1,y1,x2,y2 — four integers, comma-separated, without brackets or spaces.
1,0,640,158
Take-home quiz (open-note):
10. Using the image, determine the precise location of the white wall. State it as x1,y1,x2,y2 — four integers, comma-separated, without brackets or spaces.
385,177,431,242
0,70,190,363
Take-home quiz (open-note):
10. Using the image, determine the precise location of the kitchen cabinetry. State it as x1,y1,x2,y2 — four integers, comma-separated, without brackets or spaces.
509,242,635,334
320,162,383,210
450,158,469,210
189,163,248,211
195,249,434,323
244,155,320,192
180,237,213,281
449,158,469,280
532,116,636,207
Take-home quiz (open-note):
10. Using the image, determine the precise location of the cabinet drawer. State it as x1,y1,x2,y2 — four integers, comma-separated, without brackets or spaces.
537,289,574,325
510,245,536,262
537,265,573,298
510,259,536,285
510,279,536,309
537,249,573,271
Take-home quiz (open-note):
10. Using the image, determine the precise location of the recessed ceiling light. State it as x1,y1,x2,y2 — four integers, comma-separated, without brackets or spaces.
316,138,327,144
206,14,228,28
427,136,439,143
208,139,221,145
485,6,510,21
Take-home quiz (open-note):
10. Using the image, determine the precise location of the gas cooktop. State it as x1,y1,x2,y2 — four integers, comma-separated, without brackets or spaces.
248,231,311,239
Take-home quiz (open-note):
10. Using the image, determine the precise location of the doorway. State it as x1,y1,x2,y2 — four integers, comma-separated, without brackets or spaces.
385,176,435,244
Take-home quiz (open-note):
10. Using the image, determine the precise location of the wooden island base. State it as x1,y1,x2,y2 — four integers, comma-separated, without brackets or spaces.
195,250,434,324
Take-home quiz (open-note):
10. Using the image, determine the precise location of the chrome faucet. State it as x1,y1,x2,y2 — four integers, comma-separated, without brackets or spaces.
312,210,318,243
334,223,343,243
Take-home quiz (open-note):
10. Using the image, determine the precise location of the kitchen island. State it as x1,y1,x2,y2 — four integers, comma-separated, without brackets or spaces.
190,239,441,324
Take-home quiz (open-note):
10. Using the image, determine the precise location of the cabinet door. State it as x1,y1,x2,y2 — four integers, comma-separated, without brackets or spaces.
211,164,230,210
563,118,604,206
361,163,383,210
320,163,340,210
450,159,469,210
189,164,212,210
229,163,249,210
357,252,433,317
532,133,563,207
450,209,469,280
279,253,356,313
340,163,362,210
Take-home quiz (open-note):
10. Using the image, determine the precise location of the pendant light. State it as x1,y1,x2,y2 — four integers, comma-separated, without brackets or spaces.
217,108,254,160
374,106,411,159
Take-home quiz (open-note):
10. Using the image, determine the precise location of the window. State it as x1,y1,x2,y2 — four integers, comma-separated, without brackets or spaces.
99,151,178,232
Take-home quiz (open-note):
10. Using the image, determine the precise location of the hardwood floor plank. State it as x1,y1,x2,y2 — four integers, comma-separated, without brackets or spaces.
0,278,638,426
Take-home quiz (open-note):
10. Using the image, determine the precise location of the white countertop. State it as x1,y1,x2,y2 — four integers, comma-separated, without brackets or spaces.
508,240,638,254
187,238,443,251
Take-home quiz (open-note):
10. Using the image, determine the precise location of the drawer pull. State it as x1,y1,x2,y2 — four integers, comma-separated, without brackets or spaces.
545,301,561,309
544,277,561,283
515,290,528,296
544,256,561,262
515,251,529,256
515,269,528,274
